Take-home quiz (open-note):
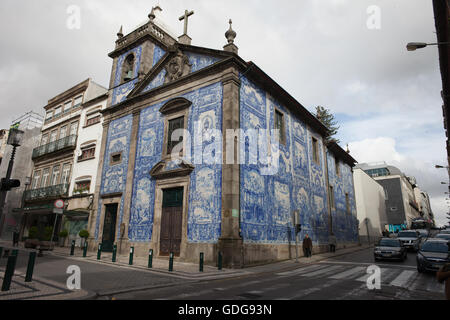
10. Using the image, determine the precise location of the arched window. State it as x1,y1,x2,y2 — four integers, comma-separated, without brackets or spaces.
121,54,135,83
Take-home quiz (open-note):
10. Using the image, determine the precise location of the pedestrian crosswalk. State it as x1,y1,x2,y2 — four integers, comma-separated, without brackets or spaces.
275,263,444,294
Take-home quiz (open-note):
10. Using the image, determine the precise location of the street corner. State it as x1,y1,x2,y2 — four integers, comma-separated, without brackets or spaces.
0,268,92,300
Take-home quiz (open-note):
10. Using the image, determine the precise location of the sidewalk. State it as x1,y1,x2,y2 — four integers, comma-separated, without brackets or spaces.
47,242,372,279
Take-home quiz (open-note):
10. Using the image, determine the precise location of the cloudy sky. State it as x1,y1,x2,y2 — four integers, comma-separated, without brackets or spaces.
0,0,448,226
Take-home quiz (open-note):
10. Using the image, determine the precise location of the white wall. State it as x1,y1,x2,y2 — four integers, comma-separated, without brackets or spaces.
353,168,387,243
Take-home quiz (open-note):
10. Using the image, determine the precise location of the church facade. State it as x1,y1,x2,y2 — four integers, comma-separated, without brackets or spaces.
87,9,358,267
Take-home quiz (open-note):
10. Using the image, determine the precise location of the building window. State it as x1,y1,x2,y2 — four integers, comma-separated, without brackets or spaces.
312,137,320,164
50,130,58,142
54,106,62,118
122,54,135,83
32,171,41,190
41,134,49,146
45,111,53,122
41,168,50,188
335,158,340,176
73,95,83,108
64,100,72,114
69,121,79,136
59,125,68,139
86,114,101,127
329,185,335,209
167,116,185,155
110,152,123,165
61,164,72,185
345,193,350,215
51,165,61,186
274,109,286,145
74,180,91,194
79,146,96,161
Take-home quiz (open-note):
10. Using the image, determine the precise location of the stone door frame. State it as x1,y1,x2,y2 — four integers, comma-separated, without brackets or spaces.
152,176,190,259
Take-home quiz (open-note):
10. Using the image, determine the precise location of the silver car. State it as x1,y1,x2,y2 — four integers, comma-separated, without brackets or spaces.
396,230,420,252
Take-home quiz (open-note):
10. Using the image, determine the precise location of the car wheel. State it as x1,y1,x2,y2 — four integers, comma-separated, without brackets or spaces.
417,265,424,273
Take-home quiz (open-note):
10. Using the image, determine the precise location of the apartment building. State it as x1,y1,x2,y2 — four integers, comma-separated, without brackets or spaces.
22,79,107,245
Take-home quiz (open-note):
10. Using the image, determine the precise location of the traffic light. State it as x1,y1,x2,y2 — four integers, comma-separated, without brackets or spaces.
0,178,20,191
295,224,301,235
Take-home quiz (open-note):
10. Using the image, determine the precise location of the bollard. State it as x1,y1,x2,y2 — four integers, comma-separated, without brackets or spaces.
97,243,102,260
83,241,88,258
129,246,134,265
218,251,223,270
169,252,174,272
1,254,18,291
112,244,117,262
0,247,3,259
25,251,37,282
199,252,204,272
70,240,75,256
148,249,153,268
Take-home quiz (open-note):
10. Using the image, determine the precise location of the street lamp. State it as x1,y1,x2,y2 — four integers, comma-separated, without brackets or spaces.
406,42,450,51
0,128,24,238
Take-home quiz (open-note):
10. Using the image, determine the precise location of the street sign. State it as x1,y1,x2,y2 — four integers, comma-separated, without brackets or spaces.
54,199,64,209
53,208,63,214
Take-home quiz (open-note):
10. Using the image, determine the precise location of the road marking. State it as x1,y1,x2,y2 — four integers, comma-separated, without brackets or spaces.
302,265,344,278
389,270,416,288
275,264,329,276
329,267,366,280
283,279,341,300
320,260,416,269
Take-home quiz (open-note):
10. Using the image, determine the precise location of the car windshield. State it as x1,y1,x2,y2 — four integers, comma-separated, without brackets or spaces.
420,242,449,253
436,234,450,239
398,231,417,238
378,239,400,247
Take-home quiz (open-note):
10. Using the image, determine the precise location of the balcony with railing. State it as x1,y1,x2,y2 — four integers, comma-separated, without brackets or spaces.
24,184,69,202
32,135,77,159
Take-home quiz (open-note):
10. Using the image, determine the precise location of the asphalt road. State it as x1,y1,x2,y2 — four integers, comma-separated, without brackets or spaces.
0,244,446,300
108,247,446,300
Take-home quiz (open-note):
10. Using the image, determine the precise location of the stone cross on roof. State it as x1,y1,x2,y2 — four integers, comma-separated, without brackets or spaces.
179,10,194,36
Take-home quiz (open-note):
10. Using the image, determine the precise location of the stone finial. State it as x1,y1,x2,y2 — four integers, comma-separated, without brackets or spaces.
117,25,123,38
346,144,350,153
223,19,238,54
148,6,162,22
148,7,156,21
225,19,237,44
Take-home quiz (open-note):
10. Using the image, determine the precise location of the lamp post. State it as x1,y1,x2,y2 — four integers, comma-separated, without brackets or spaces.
406,42,450,51
0,128,24,238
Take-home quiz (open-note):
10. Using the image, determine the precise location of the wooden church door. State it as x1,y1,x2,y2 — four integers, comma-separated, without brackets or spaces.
160,187,183,256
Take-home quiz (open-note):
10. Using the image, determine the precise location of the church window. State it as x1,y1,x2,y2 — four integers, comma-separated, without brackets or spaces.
312,137,320,164
345,193,350,214
335,158,340,176
274,109,286,145
110,152,123,165
329,185,335,209
167,116,184,155
121,54,135,83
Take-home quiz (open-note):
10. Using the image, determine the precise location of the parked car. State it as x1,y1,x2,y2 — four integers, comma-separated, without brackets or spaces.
396,230,421,252
440,230,450,235
435,233,450,241
416,239,450,273
374,238,407,262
